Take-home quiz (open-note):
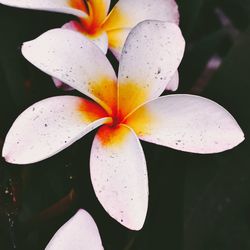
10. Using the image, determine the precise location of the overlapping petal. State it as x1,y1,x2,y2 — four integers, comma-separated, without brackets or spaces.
53,21,108,91
62,21,109,54
117,21,185,119
22,29,116,114
2,96,110,164
102,0,179,31
91,0,111,16
0,0,87,18
102,0,179,60
166,71,179,91
106,28,131,60
90,124,148,230
126,95,244,154
52,77,74,91
86,0,111,27
46,209,104,250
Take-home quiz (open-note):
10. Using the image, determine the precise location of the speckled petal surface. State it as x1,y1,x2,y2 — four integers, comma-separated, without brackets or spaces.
2,96,110,164
102,0,179,31
52,21,108,91
22,29,117,112
126,94,244,154
90,124,148,230
117,21,185,118
0,0,87,18
45,209,104,250
62,21,109,54
22,29,117,114
107,28,131,60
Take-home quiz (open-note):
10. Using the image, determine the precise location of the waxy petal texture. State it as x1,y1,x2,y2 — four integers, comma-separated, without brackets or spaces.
22,29,117,114
90,125,148,230
126,95,244,154
89,31,109,54
52,77,74,91
46,209,104,250
103,0,179,31
102,0,179,60
52,21,108,91
107,28,131,60
3,96,110,164
118,21,185,118
166,71,179,91
62,21,109,54
0,0,87,18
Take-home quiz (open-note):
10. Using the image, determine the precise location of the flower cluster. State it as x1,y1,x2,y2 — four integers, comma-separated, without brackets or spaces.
0,0,244,249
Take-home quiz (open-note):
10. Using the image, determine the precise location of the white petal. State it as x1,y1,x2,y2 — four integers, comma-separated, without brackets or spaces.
2,96,110,164
52,77,74,91
126,94,244,154
90,32,109,54
118,21,185,118
107,28,131,60
103,0,179,31
0,0,87,18
51,22,108,91
22,28,117,114
46,209,104,250
165,71,179,91
90,124,148,230
62,21,109,54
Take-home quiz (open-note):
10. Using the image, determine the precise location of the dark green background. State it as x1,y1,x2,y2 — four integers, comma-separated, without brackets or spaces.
0,0,249,249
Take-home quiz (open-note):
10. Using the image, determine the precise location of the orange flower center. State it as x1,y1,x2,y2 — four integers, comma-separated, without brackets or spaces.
68,0,107,35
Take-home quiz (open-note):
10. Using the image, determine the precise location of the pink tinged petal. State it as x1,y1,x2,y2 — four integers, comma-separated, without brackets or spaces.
22,29,117,114
107,28,131,61
165,71,179,91
118,21,185,118
2,96,110,164
45,209,104,250
126,94,244,154
0,0,87,18
52,77,74,91
90,125,148,230
103,0,179,31
62,20,79,30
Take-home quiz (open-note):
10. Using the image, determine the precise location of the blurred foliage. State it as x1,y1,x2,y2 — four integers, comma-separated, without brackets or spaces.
0,0,249,249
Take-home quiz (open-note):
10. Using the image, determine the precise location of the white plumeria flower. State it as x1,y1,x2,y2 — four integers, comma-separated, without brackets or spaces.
0,0,179,57
46,209,104,250
2,21,244,230
0,0,180,90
